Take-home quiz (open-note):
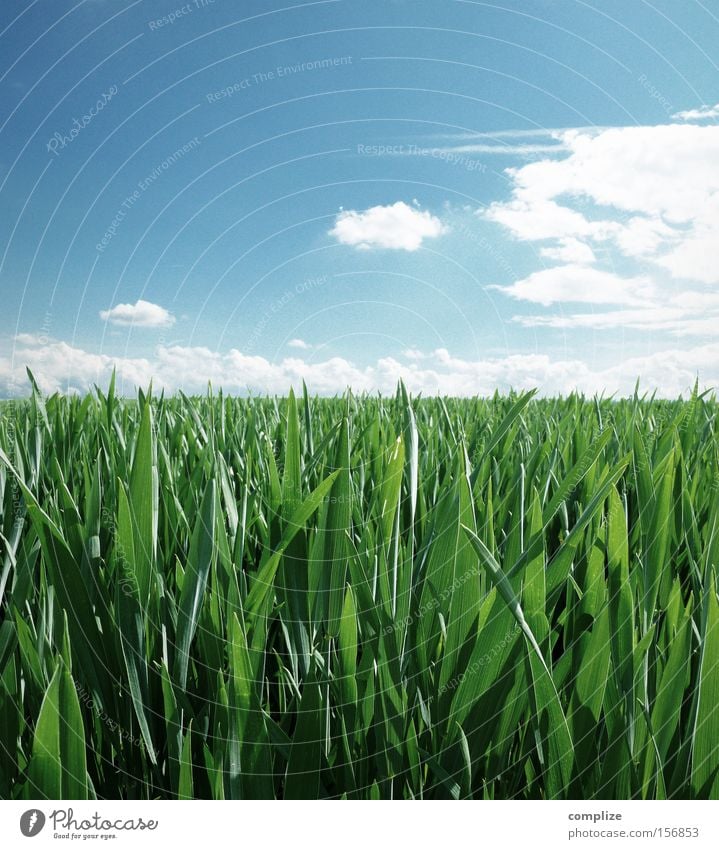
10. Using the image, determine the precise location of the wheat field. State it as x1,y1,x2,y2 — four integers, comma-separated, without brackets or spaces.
0,373,717,799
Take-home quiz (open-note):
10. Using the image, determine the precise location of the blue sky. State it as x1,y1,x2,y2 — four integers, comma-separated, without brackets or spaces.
1,0,718,396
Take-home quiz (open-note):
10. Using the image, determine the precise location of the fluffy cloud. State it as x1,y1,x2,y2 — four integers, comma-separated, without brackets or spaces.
3,335,153,396
482,122,719,346
99,299,175,328
540,238,596,265
500,125,718,222
498,266,655,306
329,201,445,251
2,334,714,399
485,198,614,242
655,217,719,284
484,124,719,284
673,103,719,121
287,338,312,349
611,215,678,258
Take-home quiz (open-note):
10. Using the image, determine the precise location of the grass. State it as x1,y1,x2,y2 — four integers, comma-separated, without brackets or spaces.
0,372,718,799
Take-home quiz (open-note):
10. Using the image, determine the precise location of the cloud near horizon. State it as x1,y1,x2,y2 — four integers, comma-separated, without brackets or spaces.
672,103,719,121
2,333,714,400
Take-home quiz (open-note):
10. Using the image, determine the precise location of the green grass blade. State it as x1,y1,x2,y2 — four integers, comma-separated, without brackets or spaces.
27,660,88,800
174,479,217,690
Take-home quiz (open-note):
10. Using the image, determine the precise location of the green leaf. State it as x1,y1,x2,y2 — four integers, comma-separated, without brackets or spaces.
607,486,634,697
285,676,325,799
178,722,194,800
338,584,358,711
326,416,352,637
227,613,273,799
463,524,573,797
245,468,341,621
174,479,217,690
27,661,88,799
691,571,719,798
128,400,158,605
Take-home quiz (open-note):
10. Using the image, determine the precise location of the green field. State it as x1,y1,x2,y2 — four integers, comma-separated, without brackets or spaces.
1,374,718,800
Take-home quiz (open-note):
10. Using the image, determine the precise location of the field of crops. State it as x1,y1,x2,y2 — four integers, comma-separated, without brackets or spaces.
0,374,718,800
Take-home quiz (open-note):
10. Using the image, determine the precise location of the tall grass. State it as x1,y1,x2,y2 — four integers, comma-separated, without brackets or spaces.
0,374,718,799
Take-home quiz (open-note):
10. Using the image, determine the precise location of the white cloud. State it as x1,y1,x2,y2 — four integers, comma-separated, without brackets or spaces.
287,338,312,350
484,198,611,242
515,307,679,331
2,334,715,399
540,238,595,264
515,309,713,336
498,265,655,306
513,286,719,336
655,215,719,284
329,201,445,251
402,347,427,360
484,124,719,284
100,299,175,328
612,216,678,258
505,125,718,222
672,103,719,121
2,334,153,397
434,143,567,156
670,290,719,310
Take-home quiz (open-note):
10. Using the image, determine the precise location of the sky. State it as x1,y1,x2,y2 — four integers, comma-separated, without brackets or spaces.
0,0,718,397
